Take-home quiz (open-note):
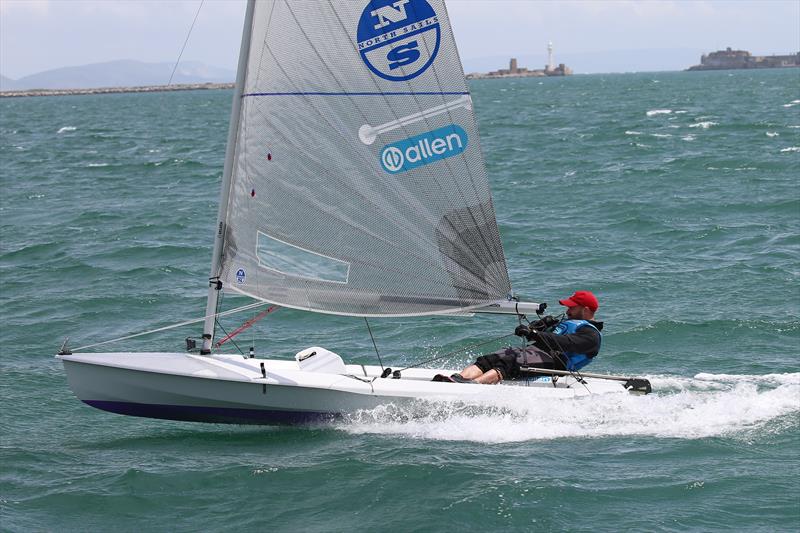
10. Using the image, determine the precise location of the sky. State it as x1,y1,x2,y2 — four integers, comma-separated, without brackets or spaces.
1,0,799,79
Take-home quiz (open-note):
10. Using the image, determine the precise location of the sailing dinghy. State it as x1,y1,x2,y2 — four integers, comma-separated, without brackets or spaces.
59,0,650,425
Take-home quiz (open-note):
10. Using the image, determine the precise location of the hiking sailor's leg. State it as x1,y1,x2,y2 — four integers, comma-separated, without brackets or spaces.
459,365,484,379
474,368,503,384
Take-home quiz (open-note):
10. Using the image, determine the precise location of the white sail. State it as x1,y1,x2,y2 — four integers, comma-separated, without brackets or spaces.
218,0,510,316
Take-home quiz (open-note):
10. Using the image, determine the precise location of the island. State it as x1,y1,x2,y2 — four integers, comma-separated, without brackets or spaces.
687,48,799,71
466,57,572,80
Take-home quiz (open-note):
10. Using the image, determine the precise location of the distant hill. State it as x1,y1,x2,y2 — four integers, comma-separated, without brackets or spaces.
0,75,20,91
0,60,235,91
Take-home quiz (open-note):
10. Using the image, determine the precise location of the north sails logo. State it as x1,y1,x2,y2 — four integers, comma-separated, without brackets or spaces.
380,125,468,173
356,0,441,82
372,0,411,29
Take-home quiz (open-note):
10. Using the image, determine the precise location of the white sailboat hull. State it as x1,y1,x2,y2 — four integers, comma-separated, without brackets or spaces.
59,352,631,425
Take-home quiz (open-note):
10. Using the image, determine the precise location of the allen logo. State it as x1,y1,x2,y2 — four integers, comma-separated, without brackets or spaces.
380,125,468,174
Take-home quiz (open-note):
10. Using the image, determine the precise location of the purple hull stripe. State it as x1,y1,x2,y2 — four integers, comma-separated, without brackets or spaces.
84,400,338,425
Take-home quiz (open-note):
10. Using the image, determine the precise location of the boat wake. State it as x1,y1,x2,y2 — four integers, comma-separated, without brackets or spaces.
337,373,800,443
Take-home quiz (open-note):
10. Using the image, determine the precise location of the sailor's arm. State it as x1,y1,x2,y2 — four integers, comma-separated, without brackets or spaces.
530,327,600,356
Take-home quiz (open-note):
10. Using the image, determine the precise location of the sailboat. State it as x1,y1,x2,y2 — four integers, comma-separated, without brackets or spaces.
59,0,650,425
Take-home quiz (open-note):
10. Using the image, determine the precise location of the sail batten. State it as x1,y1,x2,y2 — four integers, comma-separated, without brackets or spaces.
219,0,511,316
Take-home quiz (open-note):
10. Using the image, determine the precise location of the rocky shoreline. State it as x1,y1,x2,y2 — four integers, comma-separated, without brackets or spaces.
0,82,235,98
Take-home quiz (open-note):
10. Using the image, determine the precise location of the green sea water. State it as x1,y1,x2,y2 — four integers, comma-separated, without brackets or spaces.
1,69,799,531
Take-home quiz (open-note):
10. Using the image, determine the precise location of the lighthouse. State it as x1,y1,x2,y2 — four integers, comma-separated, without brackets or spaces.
547,41,554,71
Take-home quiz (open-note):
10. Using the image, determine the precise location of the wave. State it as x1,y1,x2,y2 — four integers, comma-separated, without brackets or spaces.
337,373,799,443
57,126,77,134
689,121,718,129
646,109,672,116
779,147,800,153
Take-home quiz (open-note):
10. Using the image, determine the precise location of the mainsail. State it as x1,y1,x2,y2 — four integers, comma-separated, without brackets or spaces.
217,0,510,316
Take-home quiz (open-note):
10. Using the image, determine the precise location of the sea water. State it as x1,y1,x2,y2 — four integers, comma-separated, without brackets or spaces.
1,69,798,531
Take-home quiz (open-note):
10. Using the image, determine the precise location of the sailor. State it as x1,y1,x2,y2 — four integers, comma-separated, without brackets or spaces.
436,291,603,384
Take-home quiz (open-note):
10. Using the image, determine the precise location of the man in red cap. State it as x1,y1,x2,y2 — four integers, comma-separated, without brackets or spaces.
435,290,603,384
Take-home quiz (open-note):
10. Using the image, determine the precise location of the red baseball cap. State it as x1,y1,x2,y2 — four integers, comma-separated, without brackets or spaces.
559,291,599,312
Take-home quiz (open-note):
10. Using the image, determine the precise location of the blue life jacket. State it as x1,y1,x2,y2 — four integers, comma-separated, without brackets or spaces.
551,319,602,371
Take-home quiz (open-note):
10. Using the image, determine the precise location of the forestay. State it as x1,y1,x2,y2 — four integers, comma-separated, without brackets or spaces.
219,0,511,316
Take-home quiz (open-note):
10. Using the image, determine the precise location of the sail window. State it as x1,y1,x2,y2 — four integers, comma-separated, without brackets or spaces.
256,231,350,283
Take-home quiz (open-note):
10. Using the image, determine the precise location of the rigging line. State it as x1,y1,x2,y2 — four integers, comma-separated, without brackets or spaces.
71,301,268,351
215,306,277,348
364,318,385,372
398,333,515,372
213,290,246,355
167,0,205,86
215,319,245,356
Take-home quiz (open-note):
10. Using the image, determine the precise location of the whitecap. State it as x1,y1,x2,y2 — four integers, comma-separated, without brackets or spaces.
57,126,76,133
780,146,800,152
337,373,800,443
693,372,799,386
87,163,109,168
783,99,800,107
650,133,672,138
689,121,718,129
624,130,642,136
766,132,779,137
646,109,672,117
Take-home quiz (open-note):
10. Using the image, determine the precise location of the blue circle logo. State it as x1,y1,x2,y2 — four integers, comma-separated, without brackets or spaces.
356,0,441,82
381,146,404,171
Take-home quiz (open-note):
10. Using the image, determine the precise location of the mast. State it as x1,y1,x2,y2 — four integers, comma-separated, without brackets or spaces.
201,0,256,355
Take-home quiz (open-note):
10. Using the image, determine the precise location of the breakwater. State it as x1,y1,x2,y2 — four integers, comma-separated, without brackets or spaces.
0,82,234,98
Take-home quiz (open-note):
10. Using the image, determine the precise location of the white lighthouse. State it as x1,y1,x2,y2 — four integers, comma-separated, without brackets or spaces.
547,41,554,71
